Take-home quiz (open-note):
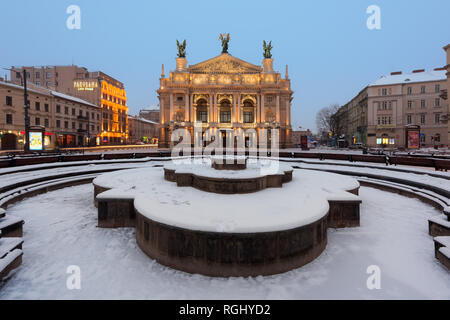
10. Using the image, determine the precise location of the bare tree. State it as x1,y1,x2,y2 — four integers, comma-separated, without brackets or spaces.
316,104,340,135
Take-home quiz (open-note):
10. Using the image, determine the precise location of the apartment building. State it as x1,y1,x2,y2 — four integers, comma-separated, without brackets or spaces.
10,66,128,144
0,81,101,150
127,115,159,144
333,69,448,149
138,108,160,123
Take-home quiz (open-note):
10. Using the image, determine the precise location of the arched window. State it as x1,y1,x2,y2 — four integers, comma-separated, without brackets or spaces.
196,99,208,123
219,99,231,123
243,99,254,123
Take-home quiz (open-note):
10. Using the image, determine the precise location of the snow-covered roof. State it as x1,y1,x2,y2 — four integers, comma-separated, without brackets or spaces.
139,107,159,112
128,116,158,125
370,70,446,86
51,91,99,108
0,81,51,96
0,80,99,108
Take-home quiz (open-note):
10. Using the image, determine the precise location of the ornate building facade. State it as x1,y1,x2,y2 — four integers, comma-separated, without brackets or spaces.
157,40,293,148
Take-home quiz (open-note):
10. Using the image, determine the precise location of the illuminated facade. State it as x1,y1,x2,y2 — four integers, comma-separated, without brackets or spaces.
10,66,128,144
98,77,128,144
157,51,293,148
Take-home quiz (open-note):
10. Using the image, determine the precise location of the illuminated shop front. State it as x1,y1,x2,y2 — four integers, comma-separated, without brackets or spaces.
0,130,22,150
376,134,395,146
0,130,55,151
56,134,76,148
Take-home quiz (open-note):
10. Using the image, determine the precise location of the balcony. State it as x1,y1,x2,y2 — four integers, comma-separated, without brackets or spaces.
77,115,89,121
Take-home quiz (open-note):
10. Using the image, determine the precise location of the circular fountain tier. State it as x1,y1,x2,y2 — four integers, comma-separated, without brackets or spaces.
93,158,361,277
211,155,247,170
164,157,293,194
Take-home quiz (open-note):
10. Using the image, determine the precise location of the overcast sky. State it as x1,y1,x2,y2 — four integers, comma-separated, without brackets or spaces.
1,0,449,132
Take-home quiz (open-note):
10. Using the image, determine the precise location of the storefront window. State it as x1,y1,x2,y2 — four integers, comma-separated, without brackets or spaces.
377,135,393,145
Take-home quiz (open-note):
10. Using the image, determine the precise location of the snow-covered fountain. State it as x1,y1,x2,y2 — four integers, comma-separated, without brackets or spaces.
93,156,362,277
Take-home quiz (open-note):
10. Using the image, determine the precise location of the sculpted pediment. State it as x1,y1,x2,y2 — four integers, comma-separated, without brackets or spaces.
188,53,262,74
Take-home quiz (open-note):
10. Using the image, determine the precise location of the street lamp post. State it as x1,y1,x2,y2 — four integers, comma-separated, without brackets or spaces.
87,115,90,146
23,69,30,152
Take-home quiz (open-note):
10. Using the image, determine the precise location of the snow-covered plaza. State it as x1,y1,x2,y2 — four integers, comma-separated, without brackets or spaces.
0,157,449,299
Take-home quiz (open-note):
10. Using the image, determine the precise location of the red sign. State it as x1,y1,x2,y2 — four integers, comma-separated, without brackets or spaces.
20,131,53,136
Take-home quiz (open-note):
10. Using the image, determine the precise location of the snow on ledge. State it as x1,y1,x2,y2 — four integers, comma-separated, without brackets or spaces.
165,158,293,179
429,215,450,228
0,249,22,273
435,236,450,248
439,247,450,259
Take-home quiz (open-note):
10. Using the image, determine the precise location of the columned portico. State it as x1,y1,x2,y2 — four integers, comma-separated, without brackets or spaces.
169,93,174,121
276,94,280,123
184,93,189,121
209,95,213,123
189,93,194,122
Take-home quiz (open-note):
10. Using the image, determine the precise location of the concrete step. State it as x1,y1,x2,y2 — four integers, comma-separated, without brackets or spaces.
0,237,24,259
0,249,23,280
444,206,450,220
0,215,24,237
429,215,450,237
434,236,450,270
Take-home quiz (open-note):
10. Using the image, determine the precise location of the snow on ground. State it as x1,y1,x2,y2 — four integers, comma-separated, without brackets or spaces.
278,157,450,178
0,183,449,299
0,161,157,190
294,162,450,191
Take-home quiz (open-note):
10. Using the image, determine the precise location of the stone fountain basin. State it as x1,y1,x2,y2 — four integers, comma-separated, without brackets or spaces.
94,166,360,233
93,164,361,276
164,159,293,194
